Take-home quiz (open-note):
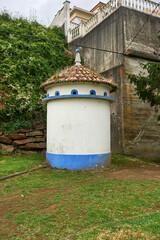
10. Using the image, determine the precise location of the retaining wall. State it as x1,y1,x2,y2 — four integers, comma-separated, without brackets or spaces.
0,124,46,153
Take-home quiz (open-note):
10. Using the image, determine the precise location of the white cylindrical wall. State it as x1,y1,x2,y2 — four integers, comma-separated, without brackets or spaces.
46,82,111,98
44,82,113,169
47,98,110,155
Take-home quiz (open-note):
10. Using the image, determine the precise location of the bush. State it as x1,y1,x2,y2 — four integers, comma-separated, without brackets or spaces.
0,11,74,133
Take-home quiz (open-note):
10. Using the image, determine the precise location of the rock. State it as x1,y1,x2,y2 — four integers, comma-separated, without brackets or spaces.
0,132,2,136
18,128,33,133
13,138,45,146
26,131,43,137
31,138,45,142
19,142,46,150
43,129,47,134
8,133,26,140
0,143,14,153
13,139,31,146
0,136,12,144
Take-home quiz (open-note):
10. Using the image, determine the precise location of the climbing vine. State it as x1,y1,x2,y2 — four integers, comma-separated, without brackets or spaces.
0,11,74,133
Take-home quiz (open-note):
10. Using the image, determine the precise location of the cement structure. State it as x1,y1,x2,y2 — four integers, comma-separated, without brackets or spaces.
68,5,160,159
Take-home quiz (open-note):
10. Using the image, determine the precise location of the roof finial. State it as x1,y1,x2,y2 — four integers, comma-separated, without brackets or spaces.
75,49,81,65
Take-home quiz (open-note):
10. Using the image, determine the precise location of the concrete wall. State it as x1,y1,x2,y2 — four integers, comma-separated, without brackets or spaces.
122,8,160,159
69,6,160,159
123,8,160,53
70,7,124,73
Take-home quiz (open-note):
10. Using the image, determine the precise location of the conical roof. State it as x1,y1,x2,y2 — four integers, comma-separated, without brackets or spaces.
40,64,117,92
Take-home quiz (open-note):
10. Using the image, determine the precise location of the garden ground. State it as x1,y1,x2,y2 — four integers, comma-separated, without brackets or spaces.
0,153,160,239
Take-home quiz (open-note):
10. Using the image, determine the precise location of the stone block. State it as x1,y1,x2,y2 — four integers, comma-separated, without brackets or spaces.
13,138,45,146
0,143,14,152
31,138,45,142
18,128,33,133
13,139,31,146
0,136,12,144
8,134,26,140
26,131,43,137
19,142,46,150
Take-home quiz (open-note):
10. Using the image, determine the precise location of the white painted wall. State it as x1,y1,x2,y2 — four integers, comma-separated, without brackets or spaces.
47,98,111,154
46,82,112,155
46,82,111,97
50,1,70,37
50,8,65,28
64,1,70,37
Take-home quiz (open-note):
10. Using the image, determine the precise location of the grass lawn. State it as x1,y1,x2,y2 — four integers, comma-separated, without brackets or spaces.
0,153,46,178
0,153,160,239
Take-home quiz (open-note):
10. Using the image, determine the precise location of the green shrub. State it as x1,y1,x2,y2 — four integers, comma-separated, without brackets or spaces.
2,118,32,134
0,11,74,131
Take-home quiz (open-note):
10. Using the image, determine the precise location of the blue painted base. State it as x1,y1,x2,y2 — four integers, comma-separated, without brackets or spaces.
46,152,111,170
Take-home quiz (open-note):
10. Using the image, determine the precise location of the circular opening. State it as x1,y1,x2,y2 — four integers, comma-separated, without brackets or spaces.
90,90,96,95
55,91,60,96
71,89,78,95
104,92,107,97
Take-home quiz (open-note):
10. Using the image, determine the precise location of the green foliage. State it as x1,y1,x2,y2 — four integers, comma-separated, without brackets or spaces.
128,63,160,107
0,153,45,177
0,11,74,131
128,34,160,120
2,118,32,134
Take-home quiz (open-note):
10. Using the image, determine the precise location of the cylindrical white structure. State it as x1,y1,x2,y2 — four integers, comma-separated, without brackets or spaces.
41,62,117,170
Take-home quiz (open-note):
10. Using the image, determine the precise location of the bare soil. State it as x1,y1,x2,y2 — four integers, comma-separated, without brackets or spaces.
105,162,160,181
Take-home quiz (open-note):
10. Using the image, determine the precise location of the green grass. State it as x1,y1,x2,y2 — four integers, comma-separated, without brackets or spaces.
0,153,160,239
0,153,46,177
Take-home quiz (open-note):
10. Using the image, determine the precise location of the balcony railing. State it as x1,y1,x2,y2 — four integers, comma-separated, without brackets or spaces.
68,0,160,42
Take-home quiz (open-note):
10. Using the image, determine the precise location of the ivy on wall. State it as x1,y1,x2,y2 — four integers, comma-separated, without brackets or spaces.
0,11,74,133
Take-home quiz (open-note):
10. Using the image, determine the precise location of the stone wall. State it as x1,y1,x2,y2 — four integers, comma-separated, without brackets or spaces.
0,125,46,153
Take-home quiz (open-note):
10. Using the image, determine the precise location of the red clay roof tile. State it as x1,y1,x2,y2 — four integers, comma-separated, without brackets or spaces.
40,65,118,92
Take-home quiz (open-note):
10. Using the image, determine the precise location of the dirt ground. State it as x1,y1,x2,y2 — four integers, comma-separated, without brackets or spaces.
105,160,160,181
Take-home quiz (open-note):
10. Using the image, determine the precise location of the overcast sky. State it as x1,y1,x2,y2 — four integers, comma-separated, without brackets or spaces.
0,0,101,26
1,0,159,27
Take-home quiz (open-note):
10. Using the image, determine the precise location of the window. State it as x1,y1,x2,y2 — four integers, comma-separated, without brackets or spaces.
90,90,96,95
55,91,60,96
71,89,78,95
